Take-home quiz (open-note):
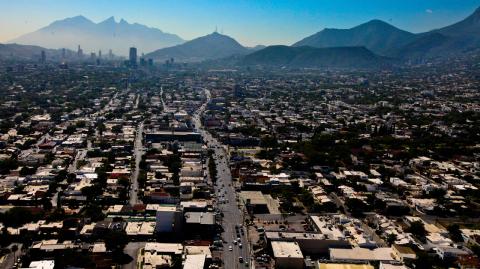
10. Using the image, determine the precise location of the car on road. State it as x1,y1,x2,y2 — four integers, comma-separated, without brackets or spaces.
239,257,244,263
239,243,242,248
229,245,233,251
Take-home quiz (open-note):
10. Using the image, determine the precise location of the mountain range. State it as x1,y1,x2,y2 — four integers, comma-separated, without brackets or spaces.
9,15,184,56
3,6,480,67
293,7,480,60
242,45,389,68
293,19,416,56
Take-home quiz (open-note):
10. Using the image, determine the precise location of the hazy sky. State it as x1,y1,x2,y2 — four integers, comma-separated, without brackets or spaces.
1,0,479,46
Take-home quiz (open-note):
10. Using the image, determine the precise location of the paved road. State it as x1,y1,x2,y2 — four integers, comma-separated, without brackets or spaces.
122,242,146,269
130,122,144,205
68,148,87,173
134,93,140,109
192,89,250,269
51,187,61,208
0,244,22,269
160,87,165,110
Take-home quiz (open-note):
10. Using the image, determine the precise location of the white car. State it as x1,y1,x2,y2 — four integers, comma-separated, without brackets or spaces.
229,245,233,251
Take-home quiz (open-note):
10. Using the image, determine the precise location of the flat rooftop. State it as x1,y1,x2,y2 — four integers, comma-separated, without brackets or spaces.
146,204,177,212
271,241,303,259
185,212,215,225
317,263,374,269
144,243,183,254
240,191,268,205
266,231,344,241
310,216,346,240
183,254,206,269
330,247,395,262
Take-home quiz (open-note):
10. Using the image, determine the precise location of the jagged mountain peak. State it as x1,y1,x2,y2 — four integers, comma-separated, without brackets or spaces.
100,16,116,24
49,15,94,27
9,15,184,56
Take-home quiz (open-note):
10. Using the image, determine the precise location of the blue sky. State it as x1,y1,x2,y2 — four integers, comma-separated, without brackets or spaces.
1,0,479,46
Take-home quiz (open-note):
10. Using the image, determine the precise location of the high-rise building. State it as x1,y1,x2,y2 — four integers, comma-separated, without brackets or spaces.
40,50,46,63
98,50,102,59
77,45,83,58
129,47,137,66
62,48,66,59
108,49,113,59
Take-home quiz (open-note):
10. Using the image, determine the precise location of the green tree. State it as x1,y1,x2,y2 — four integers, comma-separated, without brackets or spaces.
345,198,369,217
11,244,18,262
104,230,128,254
386,233,397,246
42,197,53,211
0,228,12,247
82,203,104,222
111,125,123,134
260,135,278,149
118,177,130,188
81,185,103,201
447,224,463,242
407,221,427,241
0,207,38,227
19,166,36,176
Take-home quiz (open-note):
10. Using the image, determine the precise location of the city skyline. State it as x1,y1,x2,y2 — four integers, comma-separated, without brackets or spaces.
1,0,480,47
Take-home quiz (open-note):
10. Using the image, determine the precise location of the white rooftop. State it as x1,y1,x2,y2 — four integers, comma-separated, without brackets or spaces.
271,241,303,259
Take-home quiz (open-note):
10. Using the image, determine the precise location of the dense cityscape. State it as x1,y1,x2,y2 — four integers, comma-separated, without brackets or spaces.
1,2,480,269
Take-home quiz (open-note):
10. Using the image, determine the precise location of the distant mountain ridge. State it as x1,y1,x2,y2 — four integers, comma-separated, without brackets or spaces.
432,7,480,37
294,20,416,56
293,6,480,60
0,43,69,60
397,6,480,59
10,15,184,56
5,6,480,64
145,32,249,62
242,45,390,68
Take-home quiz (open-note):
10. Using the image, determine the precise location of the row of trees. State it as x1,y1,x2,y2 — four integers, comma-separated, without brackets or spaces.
208,150,217,183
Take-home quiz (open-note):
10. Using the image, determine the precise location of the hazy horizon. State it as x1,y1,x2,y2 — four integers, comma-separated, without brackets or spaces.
1,0,480,47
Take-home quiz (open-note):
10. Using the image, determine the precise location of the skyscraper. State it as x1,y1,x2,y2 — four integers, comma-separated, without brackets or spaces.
77,45,83,58
40,50,46,63
129,47,137,66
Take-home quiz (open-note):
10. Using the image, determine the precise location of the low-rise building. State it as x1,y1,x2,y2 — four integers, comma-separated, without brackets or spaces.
330,247,397,263
315,263,374,269
271,241,304,269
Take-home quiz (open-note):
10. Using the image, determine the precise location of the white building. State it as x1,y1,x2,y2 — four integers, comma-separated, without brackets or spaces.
271,241,304,269
28,260,55,269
